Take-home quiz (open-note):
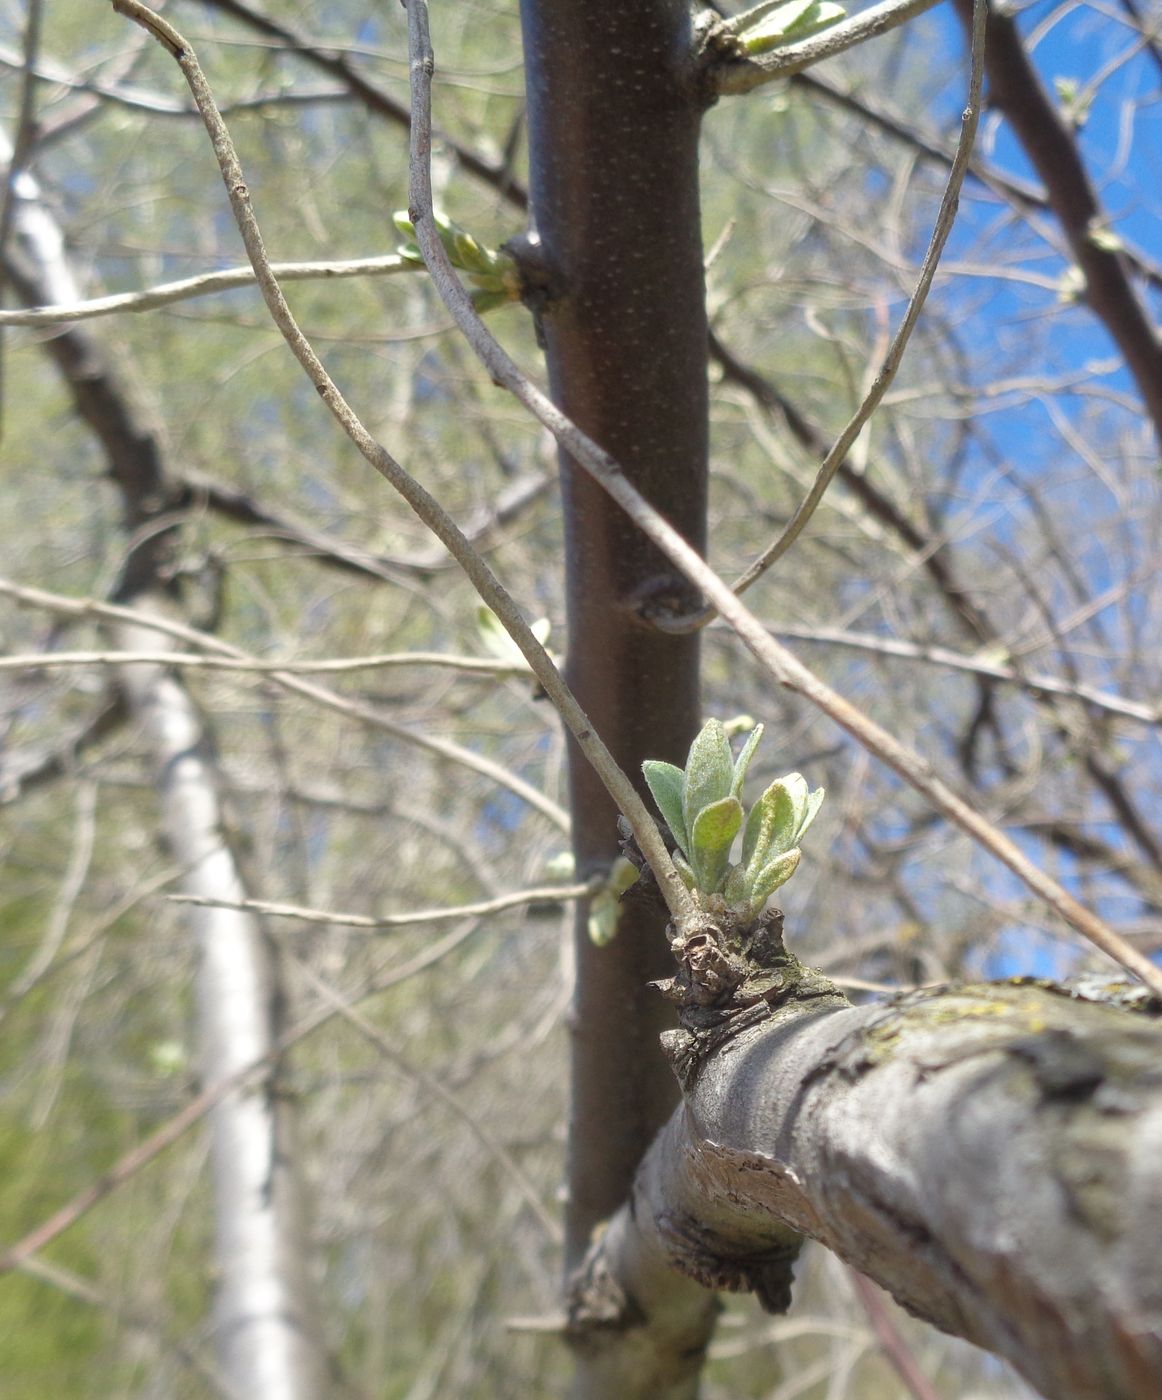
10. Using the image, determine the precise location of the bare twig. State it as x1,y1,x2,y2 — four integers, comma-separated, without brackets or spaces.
107,6,695,920
15,1255,242,1399
0,0,43,270
291,956,563,1242
1,577,569,831
196,0,528,209
0,254,417,325
0,647,534,677
764,622,1161,726
953,0,1162,440
169,879,597,930
667,14,983,633
402,0,1162,997
0,897,518,1274
848,1270,941,1400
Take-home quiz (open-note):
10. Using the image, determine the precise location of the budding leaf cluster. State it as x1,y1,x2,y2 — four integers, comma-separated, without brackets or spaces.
644,720,823,921
729,0,847,54
392,210,520,312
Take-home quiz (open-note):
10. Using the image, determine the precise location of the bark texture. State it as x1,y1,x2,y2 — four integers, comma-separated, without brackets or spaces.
595,974,1162,1400
518,0,710,1269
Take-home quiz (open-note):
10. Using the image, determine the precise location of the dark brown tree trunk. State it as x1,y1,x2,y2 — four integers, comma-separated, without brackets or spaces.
517,0,710,1268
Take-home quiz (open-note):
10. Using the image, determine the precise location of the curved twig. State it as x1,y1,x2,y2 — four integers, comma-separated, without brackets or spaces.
402,0,1162,998
107,0,694,923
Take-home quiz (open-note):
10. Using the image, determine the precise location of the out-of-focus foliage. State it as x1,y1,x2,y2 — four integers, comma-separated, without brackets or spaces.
1,0,1158,1394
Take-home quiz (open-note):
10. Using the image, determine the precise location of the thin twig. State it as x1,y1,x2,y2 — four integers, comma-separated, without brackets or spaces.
106,5,695,920
292,956,563,1243
848,1269,941,1400
667,17,983,633
763,622,1161,726
1,576,569,831
16,1255,243,1400
0,647,533,676
196,0,528,209
712,0,944,95
402,0,1162,997
169,879,597,930
0,0,43,268
0,254,417,325
0,884,513,1275
0,0,45,443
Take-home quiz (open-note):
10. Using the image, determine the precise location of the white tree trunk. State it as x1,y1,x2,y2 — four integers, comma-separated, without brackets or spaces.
117,622,326,1399
6,130,327,1399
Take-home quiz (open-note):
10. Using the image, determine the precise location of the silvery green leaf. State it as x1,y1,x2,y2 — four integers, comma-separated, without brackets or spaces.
794,786,825,845
742,775,803,872
643,760,689,854
392,211,415,239
690,795,743,893
722,863,749,908
741,0,845,53
748,848,801,909
672,849,697,891
730,722,764,800
683,719,734,835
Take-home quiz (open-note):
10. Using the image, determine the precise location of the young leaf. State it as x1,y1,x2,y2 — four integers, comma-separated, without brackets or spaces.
476,604,534,668
470,287,514,314
730,721,765,800
740,0,845,54
643,760,689,854
722,863,750,908
587,888,619,946
742,775,803,873
683,719,734,835
689,794,743,893
748,848,801,910
672,849,698,891
794,786,826,845
585,857,638,946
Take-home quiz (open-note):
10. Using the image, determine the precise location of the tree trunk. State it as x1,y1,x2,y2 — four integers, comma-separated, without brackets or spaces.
516,3,718,1390
4,133,327,1400
518,0,709,1253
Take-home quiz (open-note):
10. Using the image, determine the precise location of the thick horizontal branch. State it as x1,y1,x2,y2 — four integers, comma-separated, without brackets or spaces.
596,979,1162,1400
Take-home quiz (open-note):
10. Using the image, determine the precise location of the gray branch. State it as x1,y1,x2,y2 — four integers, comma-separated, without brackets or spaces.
587,979,1162,1400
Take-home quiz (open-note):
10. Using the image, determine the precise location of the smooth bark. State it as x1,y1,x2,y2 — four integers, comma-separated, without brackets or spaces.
518,0,710,1266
